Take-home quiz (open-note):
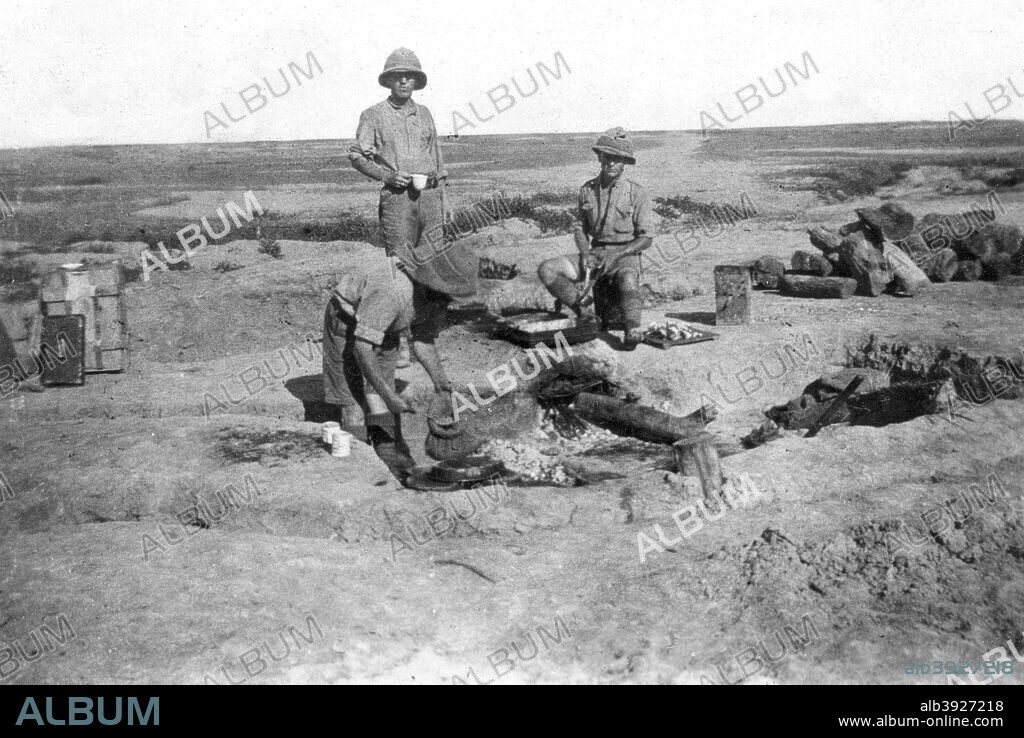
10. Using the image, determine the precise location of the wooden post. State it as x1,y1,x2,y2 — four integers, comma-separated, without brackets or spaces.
714,265,751,325
672,432,722,499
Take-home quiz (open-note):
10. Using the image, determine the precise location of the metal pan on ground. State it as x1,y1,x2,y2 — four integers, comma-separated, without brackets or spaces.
429,456,504,483
492,316,600,348
404,466,463,492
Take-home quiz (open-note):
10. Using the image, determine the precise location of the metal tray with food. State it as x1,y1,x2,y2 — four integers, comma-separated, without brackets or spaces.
491,318,600,347
642,320,718,348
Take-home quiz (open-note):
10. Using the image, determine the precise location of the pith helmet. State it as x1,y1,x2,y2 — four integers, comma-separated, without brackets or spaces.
592,127,636,165
378,47,427,90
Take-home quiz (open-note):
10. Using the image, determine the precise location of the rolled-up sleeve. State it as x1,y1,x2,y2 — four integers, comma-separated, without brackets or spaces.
633,189,653,237
349,109,379,163
578,185,591,237
353,283,399,346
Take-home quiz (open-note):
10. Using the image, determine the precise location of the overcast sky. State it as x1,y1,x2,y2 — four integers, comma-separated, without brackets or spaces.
1,0,1022,147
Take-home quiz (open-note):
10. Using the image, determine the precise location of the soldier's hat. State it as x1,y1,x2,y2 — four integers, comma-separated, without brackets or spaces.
378,47,427,91
592,127,636,165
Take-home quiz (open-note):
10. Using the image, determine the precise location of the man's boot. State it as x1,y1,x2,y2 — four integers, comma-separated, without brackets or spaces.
365,413,416,484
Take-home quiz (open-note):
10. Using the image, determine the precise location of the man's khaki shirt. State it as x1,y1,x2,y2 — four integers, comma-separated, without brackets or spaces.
578,176,653,245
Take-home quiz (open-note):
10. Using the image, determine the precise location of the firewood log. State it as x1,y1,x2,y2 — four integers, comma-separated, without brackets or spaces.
792,250,833,276
883,243,930,294
779,275,857,299
981,252,1013,281
926,248,958,283
573,392,707,445
807,226,842,254
839,232,892,296
954,259,983,282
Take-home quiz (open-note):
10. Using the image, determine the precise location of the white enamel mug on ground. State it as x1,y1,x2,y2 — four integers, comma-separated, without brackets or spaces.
321,422,340,444
330,430,353,458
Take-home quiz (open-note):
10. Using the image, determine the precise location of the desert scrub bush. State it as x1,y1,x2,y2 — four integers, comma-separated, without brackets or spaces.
528,189,577,206
213,261,245,273
139,192,191,209
165,252,192,272
960,165,1024,189
77,242,118,253
790,160,915,200
239,211,378,243
122,264,143,283
257,237,282,258
653,194,756,223
531,207,576,233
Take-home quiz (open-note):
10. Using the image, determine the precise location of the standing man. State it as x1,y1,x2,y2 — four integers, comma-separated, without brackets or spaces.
537,127,654,348
340,47,475,480
349,46,450,263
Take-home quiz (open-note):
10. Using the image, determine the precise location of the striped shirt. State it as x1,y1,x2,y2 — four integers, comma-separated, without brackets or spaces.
332,249,446,345
349,99,447,178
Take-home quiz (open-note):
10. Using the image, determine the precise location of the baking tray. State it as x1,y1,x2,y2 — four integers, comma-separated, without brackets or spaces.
492,318,600,348
642,327,718,349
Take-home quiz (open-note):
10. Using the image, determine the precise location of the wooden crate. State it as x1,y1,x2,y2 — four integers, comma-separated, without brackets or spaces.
714,265,751,326
41,263,129,373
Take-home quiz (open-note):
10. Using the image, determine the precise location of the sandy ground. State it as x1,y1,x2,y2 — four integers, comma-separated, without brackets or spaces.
2,132,1024,685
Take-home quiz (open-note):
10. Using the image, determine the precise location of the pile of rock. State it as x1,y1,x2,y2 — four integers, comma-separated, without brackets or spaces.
779,202,1023,298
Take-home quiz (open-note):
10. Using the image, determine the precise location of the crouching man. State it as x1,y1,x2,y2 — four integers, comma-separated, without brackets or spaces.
323,236,475,484
537,127,654,348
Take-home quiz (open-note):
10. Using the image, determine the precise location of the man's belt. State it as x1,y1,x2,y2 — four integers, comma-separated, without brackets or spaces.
384,175,441,193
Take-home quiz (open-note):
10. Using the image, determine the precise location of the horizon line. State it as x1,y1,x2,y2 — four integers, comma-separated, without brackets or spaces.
3,118,1023,152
